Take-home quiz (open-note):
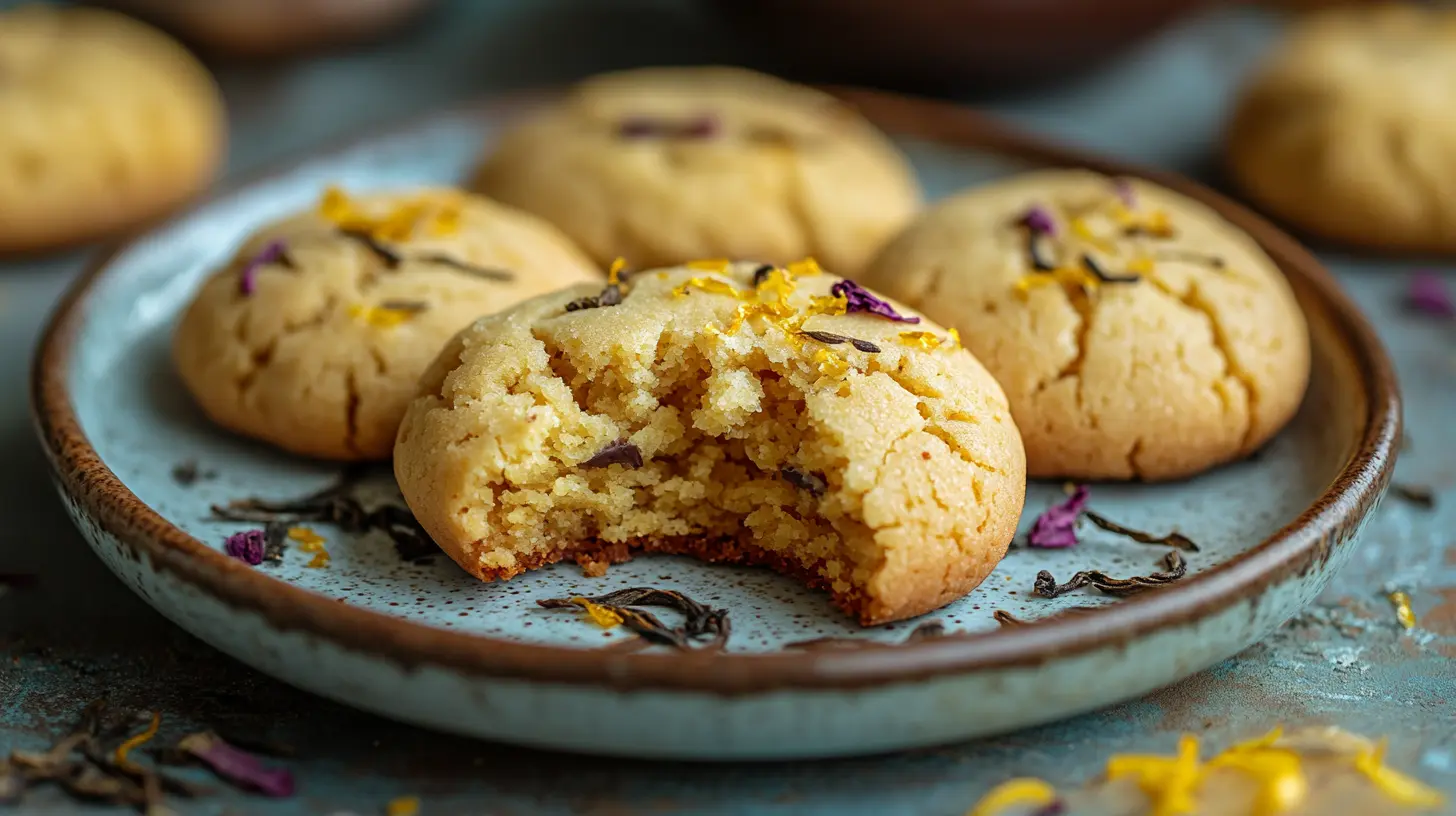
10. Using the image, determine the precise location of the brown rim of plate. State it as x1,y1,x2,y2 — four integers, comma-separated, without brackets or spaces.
30,86,1401,696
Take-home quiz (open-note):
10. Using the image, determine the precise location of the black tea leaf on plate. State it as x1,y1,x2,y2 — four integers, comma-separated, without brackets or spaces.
1034,551,1187,599
1083,512,1199,552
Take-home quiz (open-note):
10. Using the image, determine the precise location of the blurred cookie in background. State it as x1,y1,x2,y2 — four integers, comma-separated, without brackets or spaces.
472,67,922,275
92,0,435,58
1225,4,1456,253
0,4,225,255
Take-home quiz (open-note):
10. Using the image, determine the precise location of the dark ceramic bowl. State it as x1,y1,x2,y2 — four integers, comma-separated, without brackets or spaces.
708,0,1220,91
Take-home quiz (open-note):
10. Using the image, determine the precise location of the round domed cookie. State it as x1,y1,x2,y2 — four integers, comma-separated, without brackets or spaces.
394,259,1026,625
861,170,1310,482
173,186,600,461
1225,4,1456,252
0,4,225,254
470,66,922,276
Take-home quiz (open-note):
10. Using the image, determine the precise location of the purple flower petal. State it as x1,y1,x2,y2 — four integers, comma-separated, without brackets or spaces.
1020,205,1058,236
1027,485,1089,549
1407,270,1455,318
1114,178,1137,208
829,279,921,324
179,732,295,798
239,240,287,296
224,530,266,566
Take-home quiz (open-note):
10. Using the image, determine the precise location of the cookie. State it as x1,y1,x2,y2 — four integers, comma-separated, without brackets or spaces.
862,170,1310,482
1225,4,1456,252
471,67,922,276
173,187,600,461
0,5,225,254
96,0,434,58
394,259,1026,625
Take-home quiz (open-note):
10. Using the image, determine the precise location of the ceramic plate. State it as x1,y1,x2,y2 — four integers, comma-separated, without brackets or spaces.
32,89,1399,760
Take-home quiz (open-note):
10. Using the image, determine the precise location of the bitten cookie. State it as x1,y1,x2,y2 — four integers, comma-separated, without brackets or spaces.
1226,4,1456,252
471,67,922,276
173,187,600,461
394,259,1026,625
862,170,1310,482
0,4,225,254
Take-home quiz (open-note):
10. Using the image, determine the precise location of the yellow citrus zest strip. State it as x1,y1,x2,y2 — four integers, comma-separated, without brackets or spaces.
318,186,460,240
288,526,326,546
607,257,627,284
1106,734,1202,816
290,526,331,568
947,328,962,349
1207,730,1306,816
965,777,1058,816
348,304,418,328
673,277,743,299
386,796,421,816
812,348,849,377
685,258,731,273
786,257,824,277
573,598,623,628
1354,739,1447,809
898,331,944,350
1071,217,1115,253
1388,590,1417,630
113,712,161,771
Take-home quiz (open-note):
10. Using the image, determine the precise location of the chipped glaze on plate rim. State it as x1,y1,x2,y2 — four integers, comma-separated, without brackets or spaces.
31,87,1400,695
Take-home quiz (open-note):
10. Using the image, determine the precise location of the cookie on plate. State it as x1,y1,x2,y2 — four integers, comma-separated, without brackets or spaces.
470,67,922,276
1225,4,1456,252
0,4,225,254
394,259,1026,625
173,187,600,461
862,170,1310,482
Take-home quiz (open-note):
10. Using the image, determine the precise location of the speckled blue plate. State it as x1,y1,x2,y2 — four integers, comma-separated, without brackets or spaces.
32,89,1399,760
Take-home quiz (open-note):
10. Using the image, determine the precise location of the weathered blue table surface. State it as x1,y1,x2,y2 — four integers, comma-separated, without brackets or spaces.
1,2,1452,814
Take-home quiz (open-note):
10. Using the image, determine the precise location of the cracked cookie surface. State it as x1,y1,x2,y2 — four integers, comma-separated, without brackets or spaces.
470,66,922,276
1226,4,1456,252
173,187,599,461
394,260,1026,625
862,170,1310,482
0,4,225,253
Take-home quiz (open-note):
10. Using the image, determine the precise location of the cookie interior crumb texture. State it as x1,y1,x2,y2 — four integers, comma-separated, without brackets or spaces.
172,187,600,461
862,169,1311,482
471,66,922,276
395,261,1026,625
0,4,226,253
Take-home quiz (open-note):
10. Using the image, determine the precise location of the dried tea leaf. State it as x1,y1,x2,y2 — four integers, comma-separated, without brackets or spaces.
1390,483,1436,509
780,466,827,497
579,439,643,469
800,330,880,353
1084,512,1199,552
539,587,729,650
1034,551,1187,599
340,229,402,267
993,610,1028,626
1081,254,1141,284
